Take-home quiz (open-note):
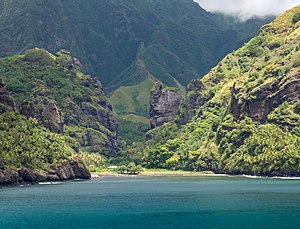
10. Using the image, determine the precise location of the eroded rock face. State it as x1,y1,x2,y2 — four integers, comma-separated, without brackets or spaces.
54,161,76,180
18,76,119,156
0,80,15,114
150,84,181,128
19,101,36,119
63,79,119,156
20,80,64,134
0,170,19,184
42,100,63,133
68,157,91,179
231,71,300,123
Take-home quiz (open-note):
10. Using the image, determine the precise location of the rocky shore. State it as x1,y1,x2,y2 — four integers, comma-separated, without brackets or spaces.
0,157,91,185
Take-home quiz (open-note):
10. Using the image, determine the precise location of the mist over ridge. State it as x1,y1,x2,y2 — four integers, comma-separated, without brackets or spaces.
195,0,300,21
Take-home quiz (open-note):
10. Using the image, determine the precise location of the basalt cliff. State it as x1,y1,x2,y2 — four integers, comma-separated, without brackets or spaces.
150,84,181,129
0,49,121,185
0,83,91,185
0,49,119,157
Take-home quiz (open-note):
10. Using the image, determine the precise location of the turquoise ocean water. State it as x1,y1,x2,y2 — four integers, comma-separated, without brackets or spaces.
0,176,300,229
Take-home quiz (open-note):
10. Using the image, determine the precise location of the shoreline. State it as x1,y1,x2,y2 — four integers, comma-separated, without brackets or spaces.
90,172,300,180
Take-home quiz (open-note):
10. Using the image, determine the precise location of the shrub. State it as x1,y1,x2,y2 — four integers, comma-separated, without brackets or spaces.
24,48,55,66
292,12,300,23
294,102,300,114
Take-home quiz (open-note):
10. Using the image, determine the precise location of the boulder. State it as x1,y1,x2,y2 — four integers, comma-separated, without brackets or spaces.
55,161,75,180
18,168,39,183
68,157,91,179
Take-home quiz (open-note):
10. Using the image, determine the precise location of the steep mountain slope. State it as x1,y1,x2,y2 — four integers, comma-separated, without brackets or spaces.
0,48,119,156
0,84,91,185
0,0,273,144
0,0,271,88
125,6,300,176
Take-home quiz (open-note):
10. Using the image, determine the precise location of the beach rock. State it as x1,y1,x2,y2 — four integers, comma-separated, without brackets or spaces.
68,157,91,179
55,161,75,180
0,171,19,184
18,168,39,183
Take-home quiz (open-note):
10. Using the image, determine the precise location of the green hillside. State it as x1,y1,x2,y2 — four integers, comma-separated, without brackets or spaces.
123,6,300,176
0,0,272,89
0,0,273,145
0,48,119,156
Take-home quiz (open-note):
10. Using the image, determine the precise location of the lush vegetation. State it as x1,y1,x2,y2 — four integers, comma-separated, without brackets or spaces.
77,152,107,172
0,48,118,155
0,0,272,90
117,162,143,175
0,112,72,169
0,0,272,145
0,49,86,105
122,6,300,176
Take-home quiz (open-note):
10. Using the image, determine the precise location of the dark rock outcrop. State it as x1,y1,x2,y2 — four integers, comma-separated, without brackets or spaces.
54,161,75,180
19,101,36,119
63,78,119,156
18,168,39,183
41,100,63,133
68,157,91,179
0,170,19,184
18,77,119,155
0,160,4,170
230,83,241,118
0,157,91,185
19,80,64,134
0,80,15,114
231,72,300,123
150,84,181,128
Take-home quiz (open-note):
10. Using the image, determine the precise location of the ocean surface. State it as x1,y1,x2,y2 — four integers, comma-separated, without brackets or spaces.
0,176,300,229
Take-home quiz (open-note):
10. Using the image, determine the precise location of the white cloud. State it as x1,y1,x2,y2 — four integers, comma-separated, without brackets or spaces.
195,0,300,21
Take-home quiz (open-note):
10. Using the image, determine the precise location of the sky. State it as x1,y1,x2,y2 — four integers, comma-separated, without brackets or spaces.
195,0,300,21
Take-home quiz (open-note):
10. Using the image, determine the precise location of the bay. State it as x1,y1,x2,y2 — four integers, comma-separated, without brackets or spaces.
0,176,300,229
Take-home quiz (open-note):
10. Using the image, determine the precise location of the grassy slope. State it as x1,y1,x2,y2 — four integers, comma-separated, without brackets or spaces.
109,78,155,118
109,78,154,144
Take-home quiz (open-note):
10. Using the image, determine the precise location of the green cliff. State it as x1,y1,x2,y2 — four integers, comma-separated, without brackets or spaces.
125,6,300,176
0,48,119,156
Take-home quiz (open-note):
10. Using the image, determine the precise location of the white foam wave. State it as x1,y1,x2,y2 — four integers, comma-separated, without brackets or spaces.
38,182,62,185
